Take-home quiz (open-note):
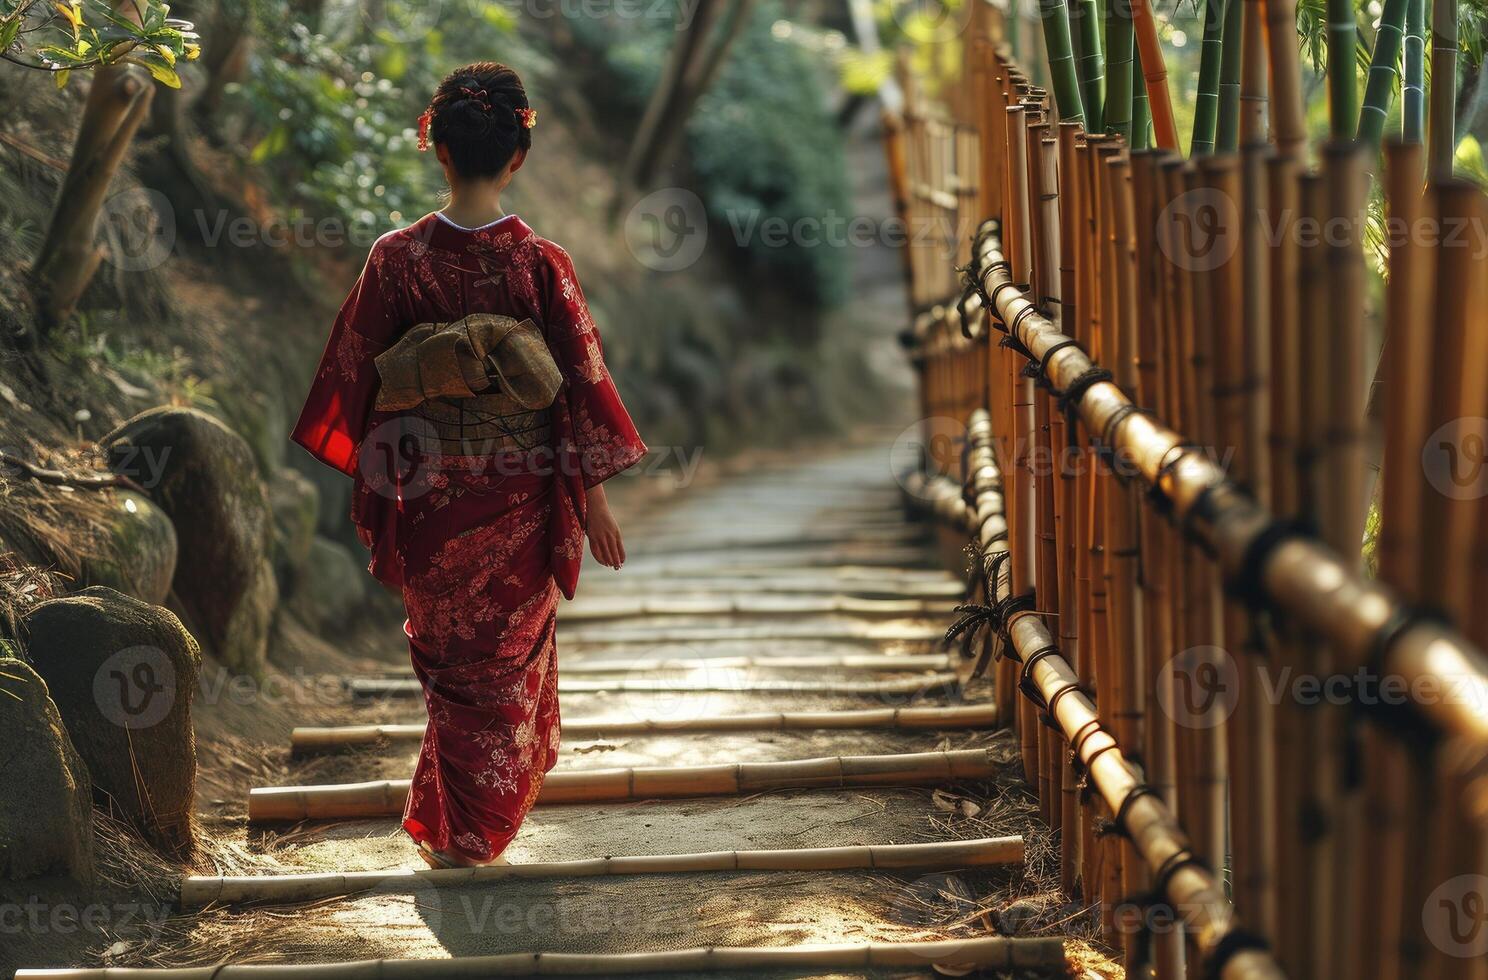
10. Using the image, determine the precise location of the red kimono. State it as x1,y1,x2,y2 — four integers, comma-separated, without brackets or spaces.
292,213,646,862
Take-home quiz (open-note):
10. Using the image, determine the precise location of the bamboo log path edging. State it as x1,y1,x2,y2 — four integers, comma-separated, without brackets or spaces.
906,415,1287,980
369,652,954,680
969,222,1488,746
558,596,956,622
180,835,1026,906
558,623,944,646
291,703,999,754
13,936,1068,978
344,673,960,701
247,748,1000,822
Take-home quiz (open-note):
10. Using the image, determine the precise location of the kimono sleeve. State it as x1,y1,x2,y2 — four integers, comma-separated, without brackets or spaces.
291,241,403,476
542,245,647,488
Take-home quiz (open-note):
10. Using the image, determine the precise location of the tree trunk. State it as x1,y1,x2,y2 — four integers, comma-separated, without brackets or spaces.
620,0,722,196
31,65,156,331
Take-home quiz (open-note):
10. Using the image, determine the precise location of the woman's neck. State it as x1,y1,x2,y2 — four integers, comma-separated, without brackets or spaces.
441,182,506,229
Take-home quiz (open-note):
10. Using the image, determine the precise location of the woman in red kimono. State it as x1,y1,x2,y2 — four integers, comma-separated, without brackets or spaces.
292,63,647,868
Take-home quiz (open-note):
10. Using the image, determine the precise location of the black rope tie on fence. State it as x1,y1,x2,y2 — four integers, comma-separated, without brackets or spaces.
1036,337,1081,381
956,281,981,340
1203,927,1273,980
1360,603,1450,752
1055,366,1114,450
1148,442,1203,520
1016,643,1062,714
1093,403,1153,484
1120,844,1210,975
1067,717,1104,802
1223,513,1310,610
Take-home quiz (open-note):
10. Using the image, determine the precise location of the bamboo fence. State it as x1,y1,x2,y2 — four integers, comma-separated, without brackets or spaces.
248,749,1000,822
12,937,1068,978
290,703,999,754
891,29,1488,980
181,836,1026,906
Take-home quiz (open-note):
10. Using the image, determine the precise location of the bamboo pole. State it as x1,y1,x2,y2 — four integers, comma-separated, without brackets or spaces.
1327,0,1359,139
1240,0,1269,143
1264,0,1309,158
1368,143,1431,980
1358,0,1411,148
1402,0,1426,143
1071,0,1105,130
1428,0,1457,176
291,704,1000,754
1193,0,1226,154
1103,0,1136,141
1216,0,1245,150
14,937,1069,979
249,749,1001,822
1131,43,1152,150
183,836,1028,907
1129,0,1178,148
1037,0,1086,124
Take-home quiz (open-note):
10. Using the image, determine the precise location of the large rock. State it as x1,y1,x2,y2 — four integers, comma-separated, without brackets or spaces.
104,407,278,675
0,658,95,882
23,587,201,858
290,536,369,631
79,489,178,605
270,468,320,594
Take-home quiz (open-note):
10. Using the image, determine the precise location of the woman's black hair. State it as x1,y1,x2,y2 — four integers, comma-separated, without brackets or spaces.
425,62,532,179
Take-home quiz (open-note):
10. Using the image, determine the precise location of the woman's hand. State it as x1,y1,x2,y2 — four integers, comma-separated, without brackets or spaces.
586,486,626,570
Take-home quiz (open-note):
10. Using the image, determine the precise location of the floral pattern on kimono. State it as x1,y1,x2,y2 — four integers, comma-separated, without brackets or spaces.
291,213,646,863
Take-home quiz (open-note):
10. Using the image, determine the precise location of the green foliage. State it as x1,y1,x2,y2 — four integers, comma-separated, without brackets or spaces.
227,0,518,231
688,4,853,307
1,0,198,86
576,0,852,309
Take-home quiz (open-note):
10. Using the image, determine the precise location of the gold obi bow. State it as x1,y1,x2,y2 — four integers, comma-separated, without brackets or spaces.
373,314,562,412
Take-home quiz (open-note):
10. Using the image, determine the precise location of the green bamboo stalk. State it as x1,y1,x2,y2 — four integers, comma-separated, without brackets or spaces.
1038,0,1087,124
1327,0,1359,139
1403,0,1425,142
1072,0,1105,131
1216,0,1244,151
1428,0,1457,175
1132,40,1151,149
1192,0,1225,154
1357,0,1409,148
1105,0,1135,141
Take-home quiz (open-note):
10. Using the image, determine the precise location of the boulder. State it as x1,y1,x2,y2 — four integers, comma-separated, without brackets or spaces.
213,385,289,475
269,468,320,594
290,536,369,631
79,489,178,605
103,407,278,675
23,587,201,858
0,657,95,882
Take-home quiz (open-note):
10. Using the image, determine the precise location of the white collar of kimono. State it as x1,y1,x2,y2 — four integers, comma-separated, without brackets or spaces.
434,212,519,232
